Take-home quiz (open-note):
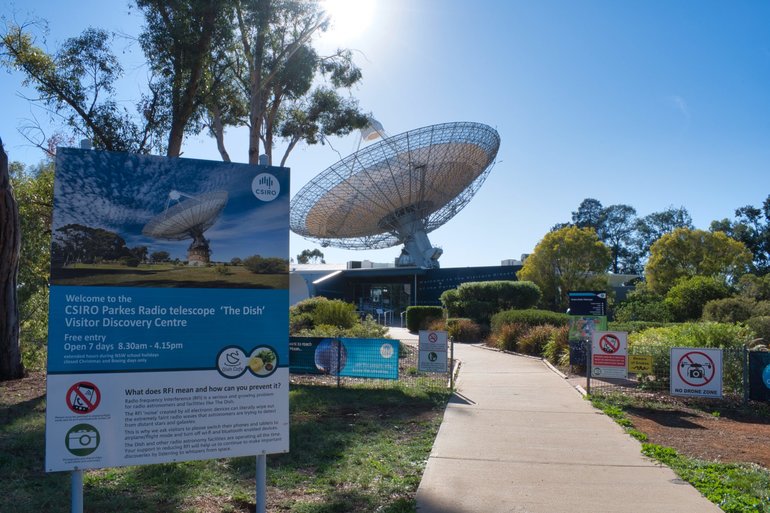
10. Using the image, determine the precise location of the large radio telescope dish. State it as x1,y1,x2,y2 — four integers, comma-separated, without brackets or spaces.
142,190,228,265
290,121,500,268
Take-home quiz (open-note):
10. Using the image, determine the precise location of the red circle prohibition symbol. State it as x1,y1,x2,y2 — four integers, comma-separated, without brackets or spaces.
598,334,620,354
428,332,438,343
677,351,716,387
66,382,101,414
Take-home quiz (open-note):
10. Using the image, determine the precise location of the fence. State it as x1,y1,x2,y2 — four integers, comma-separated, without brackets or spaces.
289,335,453,393
575,341,760,402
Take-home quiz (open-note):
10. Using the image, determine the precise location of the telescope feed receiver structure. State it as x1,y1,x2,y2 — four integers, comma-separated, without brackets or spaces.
142,190,228,266
290,121,500,268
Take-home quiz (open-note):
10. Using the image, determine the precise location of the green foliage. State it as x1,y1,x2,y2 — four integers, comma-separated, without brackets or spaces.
439,289,461,317
629,322,754,392
406,306,443,332
746,316,770,343
613,284,672,322
492,323,528,351
542,325,570,364
736,274,770,301
629,322,754,350
642,444,770,513
516,325,557,356
242,255,289,274
645,228,753,295
445,318,483,343
517,226,611,311
490,309,570,333
663,275,731,322
296,248,325,264
710,194,770,275
294,316,388,339
311,300,358,329
439,281,542,325
702,297,756,323
10,162,53,371
607,321,674,333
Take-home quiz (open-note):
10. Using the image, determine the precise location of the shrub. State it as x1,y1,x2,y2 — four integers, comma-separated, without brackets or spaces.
629,322,755,392
608,321,675,333
439,289,462,318
517,325,556,356
446,318,483,343
613,291,672,323
753,300,770,317
543,325,570,365
312,300,358,329
490,309,570,333
493,323,529,351
406,306,443,332
120,255,140,267
242,255,289,274
746,316,770,343
289,312,314,334
663,276,731,322
295,316,389,339
440,281,542,325
702,297,755,323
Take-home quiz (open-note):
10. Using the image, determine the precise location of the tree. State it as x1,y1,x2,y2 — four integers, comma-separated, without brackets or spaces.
150,251,171,263
135,0,234,157
211,0,369,165
296,248,324,264
663,275,732,322
599,204,637,274
645,228,753,295
10,160,54,370
517,226,612,312
634,206,693,267
710,195,770,275
1,24,159,154
0,141,24,380
554,198,638,273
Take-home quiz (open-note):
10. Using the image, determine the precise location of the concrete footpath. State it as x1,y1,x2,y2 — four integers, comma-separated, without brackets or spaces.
411,340,723,513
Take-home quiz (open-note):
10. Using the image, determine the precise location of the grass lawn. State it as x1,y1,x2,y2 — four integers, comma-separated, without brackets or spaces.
0,378,449,513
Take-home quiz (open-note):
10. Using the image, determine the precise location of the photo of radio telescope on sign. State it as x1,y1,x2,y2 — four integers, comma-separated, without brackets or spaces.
290,121,500,268
142,190,228,265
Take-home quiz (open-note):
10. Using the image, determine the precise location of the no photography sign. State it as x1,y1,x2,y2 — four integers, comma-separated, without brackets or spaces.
591,331,628,379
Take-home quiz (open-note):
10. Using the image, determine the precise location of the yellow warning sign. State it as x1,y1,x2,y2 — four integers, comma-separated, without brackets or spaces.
628,355,653,374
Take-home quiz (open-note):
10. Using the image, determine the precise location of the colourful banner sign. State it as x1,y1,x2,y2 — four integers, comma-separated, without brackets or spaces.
289,337,399,380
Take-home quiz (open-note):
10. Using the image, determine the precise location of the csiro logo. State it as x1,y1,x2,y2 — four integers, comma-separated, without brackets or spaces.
252,173,280,202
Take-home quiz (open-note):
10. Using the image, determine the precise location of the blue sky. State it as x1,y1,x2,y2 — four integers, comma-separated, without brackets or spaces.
2,0,769,268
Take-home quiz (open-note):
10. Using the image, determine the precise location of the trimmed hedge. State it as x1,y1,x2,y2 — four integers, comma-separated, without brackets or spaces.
406,306,443,332
440,281,541,325
490,309,570,333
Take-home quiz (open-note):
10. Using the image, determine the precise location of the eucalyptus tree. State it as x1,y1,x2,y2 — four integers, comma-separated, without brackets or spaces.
710,195,770,275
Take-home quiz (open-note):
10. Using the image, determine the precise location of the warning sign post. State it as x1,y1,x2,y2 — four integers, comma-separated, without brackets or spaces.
418,330,448,373
591,331,628,379
670,347,723,398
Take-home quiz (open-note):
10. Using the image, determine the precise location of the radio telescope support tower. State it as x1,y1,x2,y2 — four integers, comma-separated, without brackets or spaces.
290,122,500,268
142,190,228,266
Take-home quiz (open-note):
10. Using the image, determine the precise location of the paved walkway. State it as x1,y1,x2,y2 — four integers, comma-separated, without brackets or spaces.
404,338,723,513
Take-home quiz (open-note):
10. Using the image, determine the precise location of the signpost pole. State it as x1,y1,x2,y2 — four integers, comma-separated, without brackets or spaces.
71,470,83,513
585,341,591,395
256,454,267,513
449,337,455,390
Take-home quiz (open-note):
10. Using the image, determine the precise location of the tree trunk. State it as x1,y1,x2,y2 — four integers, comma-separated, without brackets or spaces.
0,140,25,380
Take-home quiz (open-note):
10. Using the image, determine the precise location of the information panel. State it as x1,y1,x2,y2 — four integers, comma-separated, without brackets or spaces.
418,330,448,373
45,149,290,472
289,337,399,379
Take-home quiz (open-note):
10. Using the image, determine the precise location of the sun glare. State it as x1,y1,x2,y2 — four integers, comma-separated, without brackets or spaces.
322,0,376,42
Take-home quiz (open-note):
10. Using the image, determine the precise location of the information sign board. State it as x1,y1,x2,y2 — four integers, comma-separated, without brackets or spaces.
748,351,770,402
568,291,607,316
670,347,723,398
288,337,398,379
45,149,290,472
418,330,448,373
591,331,628,379
628,355,654,374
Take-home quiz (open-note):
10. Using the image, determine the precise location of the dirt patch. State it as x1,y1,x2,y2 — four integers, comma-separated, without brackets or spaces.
626,404,770,469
